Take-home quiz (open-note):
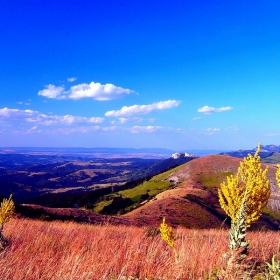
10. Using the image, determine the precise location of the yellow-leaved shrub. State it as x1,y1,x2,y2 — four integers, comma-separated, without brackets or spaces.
0,195,15,229
0,195,15,249
160,217,175,247
218,143,271,228
276,163,280,188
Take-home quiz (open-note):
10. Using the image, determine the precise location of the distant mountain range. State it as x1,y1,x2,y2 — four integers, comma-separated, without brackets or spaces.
220,144,280,160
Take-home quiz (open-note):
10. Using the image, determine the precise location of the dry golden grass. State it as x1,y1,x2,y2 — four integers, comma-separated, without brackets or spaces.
1,218,280,279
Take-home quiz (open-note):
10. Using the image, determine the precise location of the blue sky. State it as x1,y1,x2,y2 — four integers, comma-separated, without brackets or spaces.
1,1,280,151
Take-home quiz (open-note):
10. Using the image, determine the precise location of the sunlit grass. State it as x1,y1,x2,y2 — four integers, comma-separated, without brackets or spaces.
93,167,179,213
198,171,234,189
93,199,113,213
1,218,280,279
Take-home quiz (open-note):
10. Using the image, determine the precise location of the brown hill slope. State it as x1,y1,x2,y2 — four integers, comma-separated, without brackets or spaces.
124,155,280,230
16,203,138,226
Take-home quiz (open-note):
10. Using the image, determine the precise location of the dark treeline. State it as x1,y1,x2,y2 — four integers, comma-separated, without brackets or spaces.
21,175,153,209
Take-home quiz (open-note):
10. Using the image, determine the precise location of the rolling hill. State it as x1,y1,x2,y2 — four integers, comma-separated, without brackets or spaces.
122,154,280,230
17,154,280,230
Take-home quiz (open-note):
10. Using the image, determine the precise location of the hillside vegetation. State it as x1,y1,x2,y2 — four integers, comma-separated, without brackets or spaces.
93,167,180,214
263,152,280,165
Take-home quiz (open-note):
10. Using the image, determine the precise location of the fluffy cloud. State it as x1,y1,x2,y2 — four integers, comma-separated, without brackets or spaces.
38,85,66,99
38,81,135,101
0,107,104,125
198,105,233,114
105,100,180,117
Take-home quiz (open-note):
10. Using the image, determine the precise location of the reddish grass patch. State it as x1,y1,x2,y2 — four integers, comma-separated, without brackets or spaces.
1,219,280,279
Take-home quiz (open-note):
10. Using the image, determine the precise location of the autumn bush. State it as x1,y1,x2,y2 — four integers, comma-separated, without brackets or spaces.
218,143,271,228
217,143,272,275
0,218,279,279
0,195,14,250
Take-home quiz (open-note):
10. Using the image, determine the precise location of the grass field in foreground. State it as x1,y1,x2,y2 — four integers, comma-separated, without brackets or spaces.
1,218,280,279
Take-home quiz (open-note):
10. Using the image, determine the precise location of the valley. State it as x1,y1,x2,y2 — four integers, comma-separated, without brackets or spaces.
0,147,196,204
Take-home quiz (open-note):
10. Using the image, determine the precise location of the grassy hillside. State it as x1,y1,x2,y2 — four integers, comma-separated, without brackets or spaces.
93,167,179,214
1,218,280,279
93,156,234,216
122,155,280,230
262,152,280,165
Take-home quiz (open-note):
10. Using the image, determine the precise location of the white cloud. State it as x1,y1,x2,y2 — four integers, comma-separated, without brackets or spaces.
130,126,163,133
105,100,181,117
198,105,233,114
119,118,129,124
38,81,135,101
38,84,66,99
67,77,77,82
102,126,118,131
111,117,144,124
53,125,120,134
0,107,104,126
26,125,41,134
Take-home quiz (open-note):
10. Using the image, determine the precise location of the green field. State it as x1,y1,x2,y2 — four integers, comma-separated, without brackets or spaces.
93,166,180,214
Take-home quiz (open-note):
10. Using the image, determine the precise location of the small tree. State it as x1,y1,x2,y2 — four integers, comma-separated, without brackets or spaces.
218,143,271,262
0,195,15,249
219,143,271,228
159,217,178,262
276,163,280,187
